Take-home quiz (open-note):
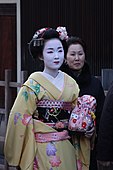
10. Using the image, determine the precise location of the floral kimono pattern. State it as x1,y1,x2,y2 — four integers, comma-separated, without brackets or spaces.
4,71,79,170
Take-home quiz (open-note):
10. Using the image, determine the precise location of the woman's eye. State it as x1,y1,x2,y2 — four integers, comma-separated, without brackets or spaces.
47,51,53,54
79,53,83,55
70,53,75,56
58,49,63,52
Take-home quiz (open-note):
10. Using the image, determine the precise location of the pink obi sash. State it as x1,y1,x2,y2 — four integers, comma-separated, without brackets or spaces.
36,99,72,111
35,130,70,143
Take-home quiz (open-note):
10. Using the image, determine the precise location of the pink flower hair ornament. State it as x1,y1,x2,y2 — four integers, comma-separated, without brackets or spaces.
56,26,69,41
33,27,49,39
32,26,68,41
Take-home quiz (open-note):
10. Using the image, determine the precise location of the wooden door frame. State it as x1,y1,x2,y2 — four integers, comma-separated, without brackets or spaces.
0,0,21,83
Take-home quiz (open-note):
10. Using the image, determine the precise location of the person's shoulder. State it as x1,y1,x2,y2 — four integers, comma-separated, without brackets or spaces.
62,71,79,87
62,71,75,81
23,72,41,95
24,71,41,85
29,71,41,79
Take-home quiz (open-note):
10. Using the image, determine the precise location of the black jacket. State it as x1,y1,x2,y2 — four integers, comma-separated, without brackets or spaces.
61,62,105,170
96,81,113,161
61,62,105,134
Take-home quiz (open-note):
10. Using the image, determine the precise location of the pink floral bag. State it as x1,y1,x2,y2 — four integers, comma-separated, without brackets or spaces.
68,95,96,132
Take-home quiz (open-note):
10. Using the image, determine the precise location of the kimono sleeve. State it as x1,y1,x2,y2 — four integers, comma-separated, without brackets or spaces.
72,80,80,108
4,85,37,167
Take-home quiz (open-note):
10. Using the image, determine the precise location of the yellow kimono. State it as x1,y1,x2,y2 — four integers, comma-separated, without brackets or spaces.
4,71,79,170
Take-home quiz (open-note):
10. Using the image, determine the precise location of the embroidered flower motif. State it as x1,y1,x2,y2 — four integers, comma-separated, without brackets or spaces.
49,156,61,167
46,142,57,156
82,122,87,128
22,114,32,125
55,121,65,129
22,91,28,102
33,156,39,170
56,26,68,40
14,112,22,125
30,83,40,95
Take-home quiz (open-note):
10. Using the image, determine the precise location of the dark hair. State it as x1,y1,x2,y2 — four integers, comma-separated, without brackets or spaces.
67,36,86,55
29,28,67,59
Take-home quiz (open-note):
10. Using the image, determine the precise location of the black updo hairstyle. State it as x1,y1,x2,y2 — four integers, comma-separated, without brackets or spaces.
67,36,86,55
29,28,67,59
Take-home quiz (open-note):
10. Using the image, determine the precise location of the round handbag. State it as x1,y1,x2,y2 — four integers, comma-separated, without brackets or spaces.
68,95,96,132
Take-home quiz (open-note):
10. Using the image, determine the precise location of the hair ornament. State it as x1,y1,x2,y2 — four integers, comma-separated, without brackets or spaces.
29,26,68,59
56,26,68,41
32,28,50,47
32,38,44,47
33,27,49,39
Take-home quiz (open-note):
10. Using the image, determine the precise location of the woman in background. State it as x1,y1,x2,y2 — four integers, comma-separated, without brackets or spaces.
4,27,79,170
61,36,105,170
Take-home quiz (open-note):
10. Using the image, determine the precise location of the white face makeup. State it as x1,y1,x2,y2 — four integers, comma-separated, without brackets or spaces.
43,38,64,76
66,44,85,71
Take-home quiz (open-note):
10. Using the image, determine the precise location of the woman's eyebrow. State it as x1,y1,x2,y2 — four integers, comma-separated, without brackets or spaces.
46,46,63,50
46,47,53,50
58,46,63,49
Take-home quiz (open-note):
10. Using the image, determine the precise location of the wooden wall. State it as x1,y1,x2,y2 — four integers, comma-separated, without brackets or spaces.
21,0,113,76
